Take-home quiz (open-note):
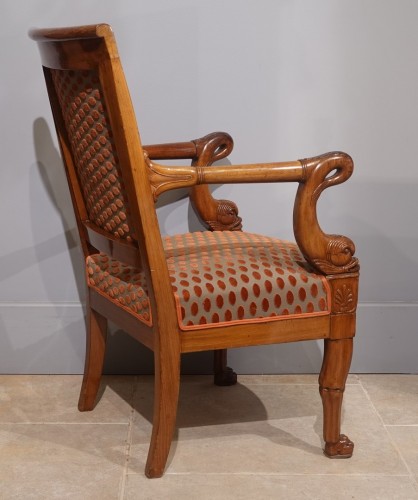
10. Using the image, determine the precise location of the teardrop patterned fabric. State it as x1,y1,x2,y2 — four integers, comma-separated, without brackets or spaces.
86,252,151,325
86,231,330,330
51,69,135,240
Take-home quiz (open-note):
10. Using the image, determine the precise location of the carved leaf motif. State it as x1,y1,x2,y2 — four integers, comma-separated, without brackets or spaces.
145,154,197,200
334,285,354,313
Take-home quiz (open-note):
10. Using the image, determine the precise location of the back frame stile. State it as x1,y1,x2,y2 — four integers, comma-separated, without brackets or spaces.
31,26,184,477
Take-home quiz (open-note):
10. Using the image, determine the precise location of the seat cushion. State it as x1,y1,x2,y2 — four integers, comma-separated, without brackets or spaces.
86,231,330,330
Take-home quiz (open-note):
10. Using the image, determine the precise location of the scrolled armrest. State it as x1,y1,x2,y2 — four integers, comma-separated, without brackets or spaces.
294,152,359,275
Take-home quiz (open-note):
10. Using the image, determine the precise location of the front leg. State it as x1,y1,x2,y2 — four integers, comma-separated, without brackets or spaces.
319,338,354,458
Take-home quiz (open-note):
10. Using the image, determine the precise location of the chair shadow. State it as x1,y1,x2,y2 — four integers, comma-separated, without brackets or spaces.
0,122,82,296
105,375,324,470
32,117,86,304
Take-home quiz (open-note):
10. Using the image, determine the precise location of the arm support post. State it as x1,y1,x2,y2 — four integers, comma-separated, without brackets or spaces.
294,152,359,275
190,132,241,231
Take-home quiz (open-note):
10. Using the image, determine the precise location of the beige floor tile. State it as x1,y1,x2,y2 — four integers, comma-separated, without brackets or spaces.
128,379,406,476
124,473,418,500
0,374,415,499
359,375,418,425
0,375,135,423
388,426,418,477
0,423,127,499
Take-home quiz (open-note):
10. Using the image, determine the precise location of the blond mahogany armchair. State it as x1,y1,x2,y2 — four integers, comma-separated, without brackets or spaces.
29,24,359,478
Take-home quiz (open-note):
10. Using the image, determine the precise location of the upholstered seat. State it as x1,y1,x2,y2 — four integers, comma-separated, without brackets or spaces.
30,24,359,479
87,231,330,330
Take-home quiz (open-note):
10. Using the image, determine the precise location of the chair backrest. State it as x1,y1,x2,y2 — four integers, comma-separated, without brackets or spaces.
50,67,135,241
29,24,177,329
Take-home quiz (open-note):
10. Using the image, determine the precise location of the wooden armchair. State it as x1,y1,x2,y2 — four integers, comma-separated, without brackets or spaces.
29,24,359,478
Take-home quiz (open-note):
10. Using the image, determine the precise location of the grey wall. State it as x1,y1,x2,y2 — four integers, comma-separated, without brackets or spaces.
1,0,417,374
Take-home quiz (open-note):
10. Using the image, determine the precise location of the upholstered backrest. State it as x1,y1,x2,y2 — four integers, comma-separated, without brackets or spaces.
30,24,180,331
29,25,160,256
50,68,135,240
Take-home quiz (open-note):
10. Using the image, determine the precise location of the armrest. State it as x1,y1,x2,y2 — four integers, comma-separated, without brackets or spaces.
146,155,304,198
146,150,358,275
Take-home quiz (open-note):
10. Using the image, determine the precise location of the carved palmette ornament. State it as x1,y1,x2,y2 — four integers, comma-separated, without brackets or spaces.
334,284,355,313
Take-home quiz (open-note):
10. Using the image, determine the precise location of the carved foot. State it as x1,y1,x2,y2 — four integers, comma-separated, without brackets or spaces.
324,434,354,459
214,366,237,386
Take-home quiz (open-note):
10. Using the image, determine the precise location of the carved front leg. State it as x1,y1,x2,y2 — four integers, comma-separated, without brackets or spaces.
319,269,357,458
319,338,354,458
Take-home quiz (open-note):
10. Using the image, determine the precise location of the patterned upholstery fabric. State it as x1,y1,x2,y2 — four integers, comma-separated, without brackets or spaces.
86,231,330,331
86,252,151,326
51,69,135,240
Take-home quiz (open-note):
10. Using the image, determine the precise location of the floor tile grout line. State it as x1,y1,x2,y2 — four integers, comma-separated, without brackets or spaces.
239,383,360,387
0,422,130,425
125,471,413,478
358,376,418,489
118,376,138,500
385,424,418,427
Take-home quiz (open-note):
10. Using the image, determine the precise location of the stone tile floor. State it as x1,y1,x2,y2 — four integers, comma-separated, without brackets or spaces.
1,374,418,499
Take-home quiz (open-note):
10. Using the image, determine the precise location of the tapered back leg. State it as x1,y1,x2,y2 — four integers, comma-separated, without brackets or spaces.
78,297,108,412
145,342,181,478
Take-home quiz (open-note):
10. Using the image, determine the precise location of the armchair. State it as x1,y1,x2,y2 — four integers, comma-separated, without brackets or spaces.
29,24,359,478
